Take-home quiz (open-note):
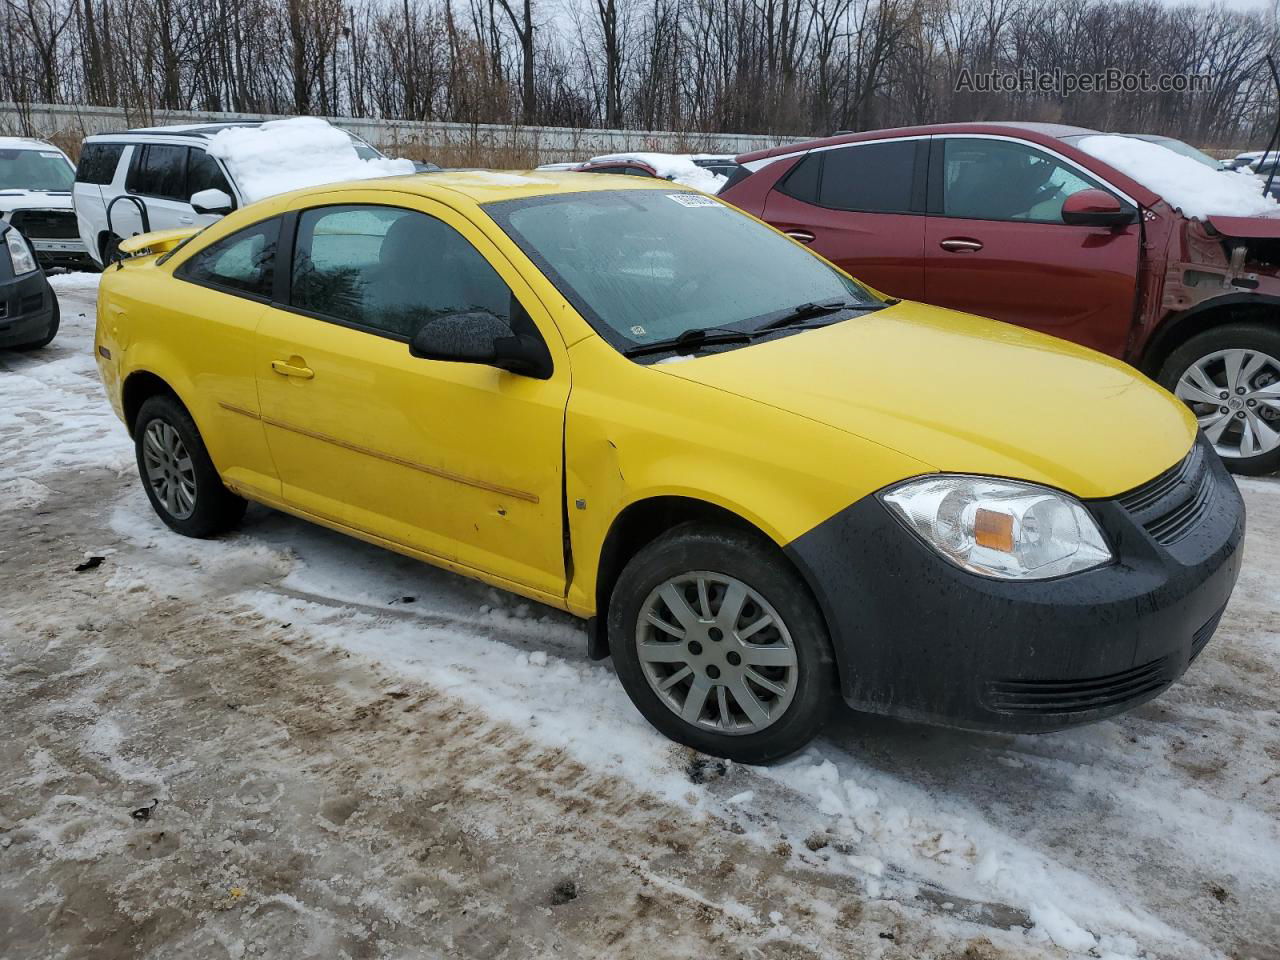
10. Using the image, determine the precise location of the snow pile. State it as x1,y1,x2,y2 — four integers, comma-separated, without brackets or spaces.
207,117,414,204
588,152,728,193
1077,134,1279,220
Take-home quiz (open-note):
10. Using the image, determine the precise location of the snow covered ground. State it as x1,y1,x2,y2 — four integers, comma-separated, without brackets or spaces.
2,272,1277,959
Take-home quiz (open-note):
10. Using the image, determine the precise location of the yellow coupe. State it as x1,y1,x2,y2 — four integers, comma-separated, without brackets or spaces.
94,172,1244,762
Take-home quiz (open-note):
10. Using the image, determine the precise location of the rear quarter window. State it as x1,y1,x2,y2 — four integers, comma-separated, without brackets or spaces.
175,218,280,300
75,143,125,185
777,153,821,203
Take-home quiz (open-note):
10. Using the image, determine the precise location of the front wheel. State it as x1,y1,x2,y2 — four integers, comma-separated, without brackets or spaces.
134,394,246,537
608,523,836,764
1159,323,1280,476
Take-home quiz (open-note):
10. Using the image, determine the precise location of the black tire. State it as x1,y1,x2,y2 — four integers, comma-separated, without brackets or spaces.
102,234,124,264
134,393,246,537
1158,323,1280,476
608,522,836,764
14,295,59,350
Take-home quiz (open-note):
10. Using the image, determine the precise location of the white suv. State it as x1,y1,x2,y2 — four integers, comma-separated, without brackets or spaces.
0,136,91,270
74,121,391,266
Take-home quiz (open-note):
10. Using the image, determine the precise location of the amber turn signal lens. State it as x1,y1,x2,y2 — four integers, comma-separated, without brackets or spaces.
974,508,1015,552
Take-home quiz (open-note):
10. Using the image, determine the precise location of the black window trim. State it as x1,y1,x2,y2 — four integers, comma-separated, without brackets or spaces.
926,134,1137,224
773,136,930,216
172,213,283,305
274,200,553,361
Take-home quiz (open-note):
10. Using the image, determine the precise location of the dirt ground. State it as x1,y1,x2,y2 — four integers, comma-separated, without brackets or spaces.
1,277,1277,960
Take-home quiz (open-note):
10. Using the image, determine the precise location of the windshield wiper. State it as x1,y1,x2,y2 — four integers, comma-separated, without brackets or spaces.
623,326,751,359
754,298,883,333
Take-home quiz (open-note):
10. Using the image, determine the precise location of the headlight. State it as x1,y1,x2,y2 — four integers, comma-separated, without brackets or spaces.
880,476,1112,580
4,228,38,276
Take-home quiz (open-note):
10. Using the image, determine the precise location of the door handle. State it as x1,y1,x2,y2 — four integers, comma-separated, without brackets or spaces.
271,359,314,379
785,229,816,244
939,237,983,252
179,216,194,225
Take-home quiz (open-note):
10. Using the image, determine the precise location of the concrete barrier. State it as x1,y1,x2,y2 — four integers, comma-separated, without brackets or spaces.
0,102,806,164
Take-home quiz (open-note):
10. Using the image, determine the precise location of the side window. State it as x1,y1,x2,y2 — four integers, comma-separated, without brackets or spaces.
176,218,279,299
186,149,233,201
777,153,821,203
818,141,916,213
942,138,1102,223
290,205,514,339
75,143,125,185
128,144,188,201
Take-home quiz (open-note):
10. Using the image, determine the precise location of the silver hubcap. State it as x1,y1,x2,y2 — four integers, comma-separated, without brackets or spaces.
1176,348,1280,460
142,420,197,520
636,572,798,736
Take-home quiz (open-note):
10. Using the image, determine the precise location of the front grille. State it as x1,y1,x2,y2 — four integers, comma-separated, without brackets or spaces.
1117,441,1214,546
1190,605,1226,663
9,208,77,239
985,657,1171,715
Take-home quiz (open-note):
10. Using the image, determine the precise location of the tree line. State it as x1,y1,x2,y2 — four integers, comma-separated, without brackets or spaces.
2,0,1277,150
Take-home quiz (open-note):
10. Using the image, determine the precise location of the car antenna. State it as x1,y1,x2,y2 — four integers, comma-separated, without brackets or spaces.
1262,54,1280,200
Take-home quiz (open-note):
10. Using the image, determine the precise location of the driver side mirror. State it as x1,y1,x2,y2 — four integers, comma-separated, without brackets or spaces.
409,310,552,379
1061,189,1136,228
190,188,233,216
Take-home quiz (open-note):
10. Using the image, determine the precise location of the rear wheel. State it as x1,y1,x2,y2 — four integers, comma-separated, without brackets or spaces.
134,394,246,537
608,523,836,763
1159,324,1280,476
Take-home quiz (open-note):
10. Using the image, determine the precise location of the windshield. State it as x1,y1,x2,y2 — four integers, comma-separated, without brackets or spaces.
487,189,875,351
1146,137,1220,169
0,148,74,191
348,136,383,161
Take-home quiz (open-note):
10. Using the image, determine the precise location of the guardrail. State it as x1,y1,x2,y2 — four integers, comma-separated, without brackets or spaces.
0,102,807,163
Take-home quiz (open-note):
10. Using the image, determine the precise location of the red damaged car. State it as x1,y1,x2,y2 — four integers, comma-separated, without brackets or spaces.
721,122,1280,474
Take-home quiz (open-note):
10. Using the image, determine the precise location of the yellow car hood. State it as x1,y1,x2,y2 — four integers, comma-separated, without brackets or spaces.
654,302,1197,499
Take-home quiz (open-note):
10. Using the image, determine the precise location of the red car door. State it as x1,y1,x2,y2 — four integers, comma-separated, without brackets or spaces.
923,136,1141,358
762,139,928,301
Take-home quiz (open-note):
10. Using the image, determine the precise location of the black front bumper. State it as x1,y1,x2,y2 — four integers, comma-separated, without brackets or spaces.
786,436,1245,732
0,270,56,348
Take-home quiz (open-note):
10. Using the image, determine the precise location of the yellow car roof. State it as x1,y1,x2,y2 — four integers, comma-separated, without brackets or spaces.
293,170,686,205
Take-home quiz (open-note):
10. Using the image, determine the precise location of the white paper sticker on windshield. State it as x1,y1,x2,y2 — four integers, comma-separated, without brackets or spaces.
667,193,718,208
39,151,63,159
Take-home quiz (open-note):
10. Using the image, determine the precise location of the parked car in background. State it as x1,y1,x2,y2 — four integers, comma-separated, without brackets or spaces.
73,121,402,267
721,121,1280,474
0,222,59,349
0,137,93,270
94,171,1242,761
1245,157,1280,197
537,153,737,191
1226,150,1265,171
